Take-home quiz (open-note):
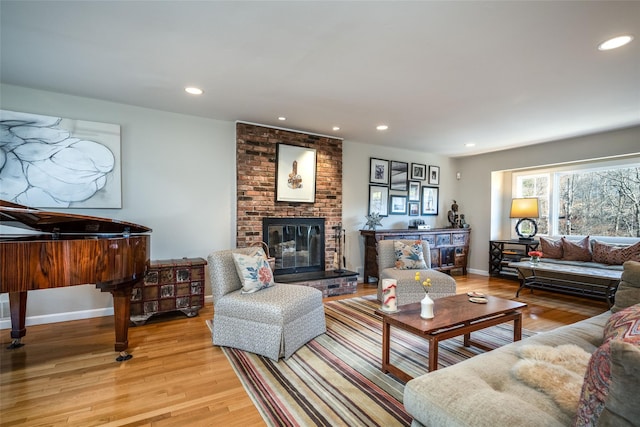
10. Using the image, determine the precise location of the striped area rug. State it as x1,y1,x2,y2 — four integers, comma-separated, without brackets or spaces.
221,295,534,427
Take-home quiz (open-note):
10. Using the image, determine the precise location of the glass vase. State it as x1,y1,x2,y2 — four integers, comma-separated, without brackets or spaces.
530,256,540,266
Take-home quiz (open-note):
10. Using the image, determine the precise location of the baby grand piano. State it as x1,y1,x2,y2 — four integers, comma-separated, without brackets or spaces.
0,200,151,356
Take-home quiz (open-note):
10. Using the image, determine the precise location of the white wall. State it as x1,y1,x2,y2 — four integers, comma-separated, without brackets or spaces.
1,84,236,326
454,126,640,275
342,141,456,279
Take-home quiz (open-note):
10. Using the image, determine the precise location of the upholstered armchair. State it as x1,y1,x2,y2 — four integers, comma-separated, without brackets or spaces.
207,248,326,360
377,239,457,306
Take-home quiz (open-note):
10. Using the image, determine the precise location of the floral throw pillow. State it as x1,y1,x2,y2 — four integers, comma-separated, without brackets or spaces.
232,248,275,294
394,240,427,270
562,236,592,262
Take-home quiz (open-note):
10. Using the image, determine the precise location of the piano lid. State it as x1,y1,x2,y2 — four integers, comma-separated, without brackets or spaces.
0,200,151,235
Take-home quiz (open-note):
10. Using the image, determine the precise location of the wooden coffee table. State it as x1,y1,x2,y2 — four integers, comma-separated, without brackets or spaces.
375,294,527,382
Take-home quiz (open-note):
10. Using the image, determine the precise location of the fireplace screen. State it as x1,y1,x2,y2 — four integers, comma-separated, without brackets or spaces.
263,217,325,275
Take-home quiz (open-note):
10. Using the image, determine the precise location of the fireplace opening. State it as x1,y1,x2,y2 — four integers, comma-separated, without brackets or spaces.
263,217,325,276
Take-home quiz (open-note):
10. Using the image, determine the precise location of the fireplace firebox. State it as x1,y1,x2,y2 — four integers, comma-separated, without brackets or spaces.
263,217,325,276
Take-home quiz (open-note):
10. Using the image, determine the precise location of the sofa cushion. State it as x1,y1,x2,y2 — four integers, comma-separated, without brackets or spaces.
232,248,275,294
574,336,640,427
596,340,640,426
394,240,427,269
574,340,612,426
592,240,640,265
562,236,592,262
541,236,564,259
603,303,640,343
537,258,623,271
612,261,640,313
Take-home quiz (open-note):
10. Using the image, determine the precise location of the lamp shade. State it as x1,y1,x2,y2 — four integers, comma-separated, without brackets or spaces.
510,198,539,219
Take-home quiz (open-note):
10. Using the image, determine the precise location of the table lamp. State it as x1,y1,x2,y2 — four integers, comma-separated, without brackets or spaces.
510,198,539,241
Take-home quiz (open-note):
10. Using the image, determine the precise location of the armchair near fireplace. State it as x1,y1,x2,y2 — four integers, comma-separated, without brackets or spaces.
207,247,326,361
377,239,457,306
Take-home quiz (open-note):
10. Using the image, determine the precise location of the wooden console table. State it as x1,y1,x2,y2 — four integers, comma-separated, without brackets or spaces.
360,228,470,282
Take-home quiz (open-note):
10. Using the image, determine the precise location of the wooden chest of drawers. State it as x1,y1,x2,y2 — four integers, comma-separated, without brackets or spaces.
130,257,207,325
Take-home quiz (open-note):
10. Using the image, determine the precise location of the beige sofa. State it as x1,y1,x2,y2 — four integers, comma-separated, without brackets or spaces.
404,261,640,427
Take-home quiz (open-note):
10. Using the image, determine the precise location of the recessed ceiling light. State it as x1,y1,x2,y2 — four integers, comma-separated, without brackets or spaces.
278,117,286,121
376,125,389,131
598,35,634,51
465,143,476,147
332,126,340,131
185,87,203,95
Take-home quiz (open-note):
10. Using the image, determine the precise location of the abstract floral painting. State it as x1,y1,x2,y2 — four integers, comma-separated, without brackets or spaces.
0,110,121,208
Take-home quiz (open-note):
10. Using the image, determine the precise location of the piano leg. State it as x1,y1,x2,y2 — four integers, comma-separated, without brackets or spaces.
110,286,133,352
7,292,27,349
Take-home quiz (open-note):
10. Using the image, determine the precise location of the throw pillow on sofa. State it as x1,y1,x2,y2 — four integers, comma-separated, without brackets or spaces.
603,303,640,343
562,236,592,262
596,339,640,426
574,303,640,426
540,236,564,259
612,261,640,313
394,240,427,269
574,338,640,427
232,248,275,294
592,240,640,265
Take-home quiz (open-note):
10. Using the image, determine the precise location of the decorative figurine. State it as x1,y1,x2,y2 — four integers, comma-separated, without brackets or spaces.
365,212,383,230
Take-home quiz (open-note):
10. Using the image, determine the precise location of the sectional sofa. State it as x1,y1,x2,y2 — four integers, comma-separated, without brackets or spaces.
404,260,640,427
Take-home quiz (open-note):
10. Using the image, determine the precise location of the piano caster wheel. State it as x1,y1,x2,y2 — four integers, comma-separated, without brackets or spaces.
116,351,133,362
7,339,25,349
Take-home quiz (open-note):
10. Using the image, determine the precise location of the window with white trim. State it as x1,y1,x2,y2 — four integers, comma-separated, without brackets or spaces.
514,163,639,238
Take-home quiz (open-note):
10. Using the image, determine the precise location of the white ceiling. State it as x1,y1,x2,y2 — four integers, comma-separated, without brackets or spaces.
1,1,639,157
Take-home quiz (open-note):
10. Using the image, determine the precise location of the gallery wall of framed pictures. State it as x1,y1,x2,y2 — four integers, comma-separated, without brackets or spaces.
368,157,440,217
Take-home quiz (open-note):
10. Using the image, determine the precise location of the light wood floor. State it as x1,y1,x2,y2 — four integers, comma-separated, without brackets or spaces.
1,274,608,426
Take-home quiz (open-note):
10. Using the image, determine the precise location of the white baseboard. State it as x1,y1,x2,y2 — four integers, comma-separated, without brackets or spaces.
0,294,214,330
468,268,489,276
0,307,114,330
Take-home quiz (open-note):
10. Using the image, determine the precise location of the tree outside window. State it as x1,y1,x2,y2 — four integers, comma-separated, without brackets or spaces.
515,165,640,238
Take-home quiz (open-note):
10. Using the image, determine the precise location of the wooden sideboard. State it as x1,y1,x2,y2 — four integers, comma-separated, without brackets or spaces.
360,228,471,282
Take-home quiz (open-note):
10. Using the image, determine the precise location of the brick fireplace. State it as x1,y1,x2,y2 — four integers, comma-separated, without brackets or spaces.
236,122,343,272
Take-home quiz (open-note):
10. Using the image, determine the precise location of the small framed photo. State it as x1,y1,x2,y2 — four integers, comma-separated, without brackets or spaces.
421,186,439,215
390,161,408,191
408,180,421,201
390,195,407,215
408,202,420,216
369,185,389,216
369,158,389,185
428,165,440,185
410,163,427,180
